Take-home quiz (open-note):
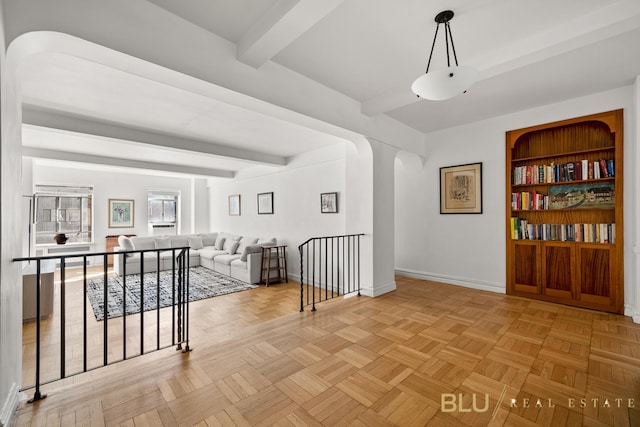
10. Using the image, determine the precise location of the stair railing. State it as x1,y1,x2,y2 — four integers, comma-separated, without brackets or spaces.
298,234,364,311
14,246,190,403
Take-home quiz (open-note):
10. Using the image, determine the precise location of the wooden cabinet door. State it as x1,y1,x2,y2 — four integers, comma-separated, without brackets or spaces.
541,242,575,300
512,241,540,294
576,243,617,311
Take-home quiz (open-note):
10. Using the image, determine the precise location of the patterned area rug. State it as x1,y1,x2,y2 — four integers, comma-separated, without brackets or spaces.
87,266,258,321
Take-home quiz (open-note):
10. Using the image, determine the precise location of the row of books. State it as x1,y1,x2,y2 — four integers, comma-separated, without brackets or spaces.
512,191,548,211
510,217,616,243
512,159,614,185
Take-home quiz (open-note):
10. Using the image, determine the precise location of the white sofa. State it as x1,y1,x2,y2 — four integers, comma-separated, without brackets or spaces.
113,232,276,284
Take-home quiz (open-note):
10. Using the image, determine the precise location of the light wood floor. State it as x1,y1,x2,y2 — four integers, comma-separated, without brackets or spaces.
14,273,640,426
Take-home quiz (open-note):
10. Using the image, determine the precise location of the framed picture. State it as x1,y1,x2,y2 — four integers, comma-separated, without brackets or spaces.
109,199,134,227
257,192,274,214
440,162,483,214
228,194,241,216
321,192,338,213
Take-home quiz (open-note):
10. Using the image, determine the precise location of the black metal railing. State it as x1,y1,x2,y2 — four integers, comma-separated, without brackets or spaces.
14,247,191,403
298,234,364,311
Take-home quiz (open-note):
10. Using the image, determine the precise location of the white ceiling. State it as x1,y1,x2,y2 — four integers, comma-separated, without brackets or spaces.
18,0,640,177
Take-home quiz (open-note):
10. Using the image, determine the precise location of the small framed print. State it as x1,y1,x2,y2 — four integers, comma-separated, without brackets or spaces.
228,194,241,216
257,192,274,214
109,199,134,228
321,192,338,213
440,162,483,214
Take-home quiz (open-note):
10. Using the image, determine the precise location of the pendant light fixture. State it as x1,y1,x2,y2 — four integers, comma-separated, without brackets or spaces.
411,10,477,101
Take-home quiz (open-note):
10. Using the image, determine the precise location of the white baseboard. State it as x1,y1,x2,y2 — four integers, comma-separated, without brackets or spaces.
0,383,21,427
627,305,640,324
360,280,396,297
395,268,505,294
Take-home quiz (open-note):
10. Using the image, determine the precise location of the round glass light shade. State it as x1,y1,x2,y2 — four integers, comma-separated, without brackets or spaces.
411,66,478,101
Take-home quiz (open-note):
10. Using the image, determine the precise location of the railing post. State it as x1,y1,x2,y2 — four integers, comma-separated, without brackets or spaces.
176,249,183,351
156,251,161,350
83,256,88,372
28,259,46,403
299,245,304,312
103,254,109,366
140,251,145,356
311,239,316,311
60,258,66,379
184,248,191,352
357,234,361,296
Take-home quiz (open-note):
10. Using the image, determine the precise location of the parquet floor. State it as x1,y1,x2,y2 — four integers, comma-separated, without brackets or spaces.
14,273,640,426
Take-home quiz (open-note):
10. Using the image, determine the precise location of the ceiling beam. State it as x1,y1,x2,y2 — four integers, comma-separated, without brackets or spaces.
22,147,235,178
236,0,345,68
22,106,287,166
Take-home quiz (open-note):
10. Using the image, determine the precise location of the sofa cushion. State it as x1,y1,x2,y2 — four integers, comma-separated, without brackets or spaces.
127,252,158,262
170,236,189,248
187,235,204,250
215,253,242,266
154,237,172,249
118,235,135,257
240,244,263,261
131,236,156,250
199,247,227,260
230,259,247,269
199,232,218,247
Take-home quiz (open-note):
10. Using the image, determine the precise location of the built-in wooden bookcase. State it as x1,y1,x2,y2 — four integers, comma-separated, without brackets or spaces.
505,109,623,313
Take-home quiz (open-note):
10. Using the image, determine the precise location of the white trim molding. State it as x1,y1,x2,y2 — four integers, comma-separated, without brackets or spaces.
395,268,505,294
0,383,21,427
360,280,397,298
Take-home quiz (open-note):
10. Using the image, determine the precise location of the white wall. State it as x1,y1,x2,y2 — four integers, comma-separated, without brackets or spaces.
395,86,637,313
0,0,24,422
27,161,209,259
208,145,346,279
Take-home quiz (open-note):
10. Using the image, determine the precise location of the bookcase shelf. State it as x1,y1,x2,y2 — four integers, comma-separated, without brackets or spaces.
505,109,623,313
512,146,615,163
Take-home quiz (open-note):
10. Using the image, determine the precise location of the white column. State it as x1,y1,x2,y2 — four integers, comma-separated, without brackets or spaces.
345,137,397,297
0,15,26,425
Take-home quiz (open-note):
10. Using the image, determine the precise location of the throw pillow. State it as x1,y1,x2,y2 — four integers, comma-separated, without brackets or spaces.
188,236,204,250
227,241,240,255
240,244,263,261
117,235,135,257
200,232,218,247
214,236,225,250
258,237,277,246
236,236,258,255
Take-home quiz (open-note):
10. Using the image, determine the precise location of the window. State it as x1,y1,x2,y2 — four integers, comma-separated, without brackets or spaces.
148,193,178,224
34,185,93,245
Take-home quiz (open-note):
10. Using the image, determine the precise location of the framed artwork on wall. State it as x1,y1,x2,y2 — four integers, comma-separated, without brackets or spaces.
109,199,134,227
257,192,274,214
228,194,241,216
321,192,338,213
440,162,483,214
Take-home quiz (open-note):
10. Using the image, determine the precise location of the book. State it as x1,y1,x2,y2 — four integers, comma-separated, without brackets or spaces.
575,161,582,180
606,159,615,177
599,159,609,177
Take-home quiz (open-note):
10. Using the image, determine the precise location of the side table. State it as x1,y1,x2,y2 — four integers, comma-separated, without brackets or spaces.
260,245,288,286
